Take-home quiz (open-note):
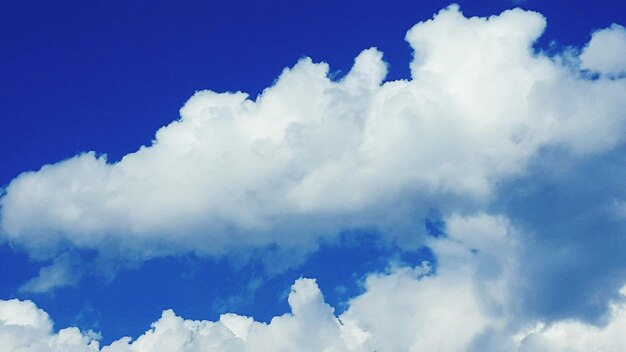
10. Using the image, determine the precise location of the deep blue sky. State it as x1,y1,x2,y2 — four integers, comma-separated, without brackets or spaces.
1,0,625,345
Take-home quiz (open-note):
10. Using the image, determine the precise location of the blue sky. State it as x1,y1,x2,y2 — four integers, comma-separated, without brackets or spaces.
1,1,626,351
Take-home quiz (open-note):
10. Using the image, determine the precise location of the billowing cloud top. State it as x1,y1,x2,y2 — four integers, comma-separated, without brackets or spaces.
2,5,625,267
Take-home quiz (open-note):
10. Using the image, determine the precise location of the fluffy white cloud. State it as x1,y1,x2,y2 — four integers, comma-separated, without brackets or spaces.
0,278,366,352
92,212,517,351
338,212,519,351
580,24,626,76
0,298,100,351
2,2,626,351
5,213,626,351
2,5,625,271
0,212,505,351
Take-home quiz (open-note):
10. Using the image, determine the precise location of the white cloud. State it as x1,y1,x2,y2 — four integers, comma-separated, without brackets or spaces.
5,213,626,351
1,6,625,273
0,298,100,351
2,2,626,351
0,215,501,352
0,278,367,352
4,210,504,351
580,24,626,77
338,212,519,351
0,212,515,351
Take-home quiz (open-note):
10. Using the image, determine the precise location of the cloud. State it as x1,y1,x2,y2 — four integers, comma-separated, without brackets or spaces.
18,253,83,293
0,223,510,351
2,5,625,276
0,298,100,351
92,212,519,351
4,213,626,351
0,278,366,352
1,6,626,350
100,278,370,351
580,24,626,77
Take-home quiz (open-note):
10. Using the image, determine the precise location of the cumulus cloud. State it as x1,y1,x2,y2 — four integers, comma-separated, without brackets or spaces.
0,298,100,351
580,24,626,77
97,212,517,351
2,5,626,350
4,213,626,351
0,278,366,352
2,5,625,274
101,278,369,352
0,214,518,351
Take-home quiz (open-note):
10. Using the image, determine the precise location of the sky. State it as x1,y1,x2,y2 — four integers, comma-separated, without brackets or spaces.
1,0,626,351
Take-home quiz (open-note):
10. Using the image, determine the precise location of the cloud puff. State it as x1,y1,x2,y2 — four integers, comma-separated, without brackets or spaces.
580,24,626,77
0,278,366,352
102,278,368,352
2,6,626,274
0,298,100,351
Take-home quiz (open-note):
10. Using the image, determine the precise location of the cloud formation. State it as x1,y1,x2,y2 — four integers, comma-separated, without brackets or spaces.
580,24,626,77
2,4,626,350
2,5,625,269
0,298,100,351
3,215,626,351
